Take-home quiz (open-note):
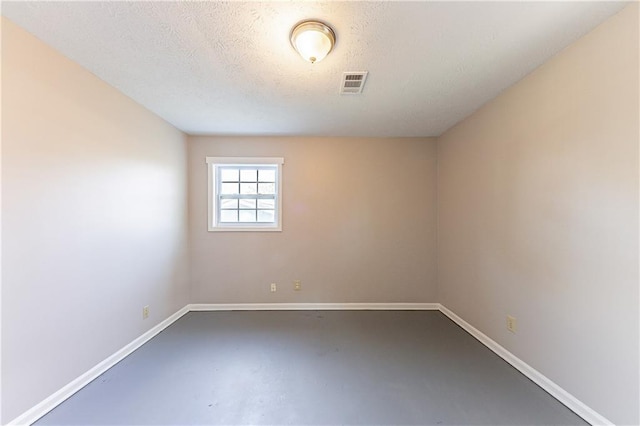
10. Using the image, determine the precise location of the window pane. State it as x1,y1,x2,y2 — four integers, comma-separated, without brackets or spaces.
240,183,257,194
257,199,275,209
219,210,238,222
258,183,275,195
221,183,239,194
220,168,239,182
257,210,275,223
211,161,281,230
220,199,238,209
239,210,256,222
259,169,276,182
239,199,256,209
240,169,257,182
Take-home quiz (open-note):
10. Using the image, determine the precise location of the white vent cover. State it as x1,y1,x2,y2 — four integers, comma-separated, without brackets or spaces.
340,71,368,95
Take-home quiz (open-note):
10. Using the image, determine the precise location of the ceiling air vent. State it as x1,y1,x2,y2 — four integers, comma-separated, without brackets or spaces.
340,71,368,95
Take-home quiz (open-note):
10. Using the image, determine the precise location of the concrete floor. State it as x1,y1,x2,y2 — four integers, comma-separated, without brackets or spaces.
36,311,586,425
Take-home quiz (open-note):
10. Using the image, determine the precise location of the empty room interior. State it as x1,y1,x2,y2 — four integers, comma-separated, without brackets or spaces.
1,1,639,425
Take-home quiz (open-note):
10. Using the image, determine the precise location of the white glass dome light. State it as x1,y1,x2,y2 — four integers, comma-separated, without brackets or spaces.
290,21,336,64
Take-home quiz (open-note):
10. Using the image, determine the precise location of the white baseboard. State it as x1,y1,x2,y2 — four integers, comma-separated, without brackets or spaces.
9,302,611,426
7,306,189,426
438,304,613,426
188,302,440,311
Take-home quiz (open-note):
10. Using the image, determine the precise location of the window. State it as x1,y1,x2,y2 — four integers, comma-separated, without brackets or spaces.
207,157,284,231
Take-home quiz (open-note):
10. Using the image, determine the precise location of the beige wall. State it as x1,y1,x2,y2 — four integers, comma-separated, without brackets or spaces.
1,18,190,423
437,4,639,425
188,136,437,304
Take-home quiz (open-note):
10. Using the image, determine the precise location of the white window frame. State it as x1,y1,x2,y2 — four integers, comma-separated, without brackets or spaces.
206,157,284,232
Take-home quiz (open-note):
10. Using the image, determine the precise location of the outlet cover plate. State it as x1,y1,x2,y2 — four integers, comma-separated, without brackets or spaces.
507,315,517,333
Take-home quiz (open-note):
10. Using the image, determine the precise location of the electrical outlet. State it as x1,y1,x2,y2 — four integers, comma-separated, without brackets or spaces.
270,283,277,292
294,280,301,291
507,315,517,333
143,305,150,320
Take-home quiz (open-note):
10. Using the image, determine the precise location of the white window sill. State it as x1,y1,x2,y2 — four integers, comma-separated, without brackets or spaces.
208,226,282,232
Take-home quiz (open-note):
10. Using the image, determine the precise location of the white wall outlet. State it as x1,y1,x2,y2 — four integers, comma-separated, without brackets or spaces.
270,283,277,292
294,280,301,291
507,315,517,333
143,305,150,320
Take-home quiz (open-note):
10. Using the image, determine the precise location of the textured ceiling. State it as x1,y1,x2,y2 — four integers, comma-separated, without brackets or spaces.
2,1,629,137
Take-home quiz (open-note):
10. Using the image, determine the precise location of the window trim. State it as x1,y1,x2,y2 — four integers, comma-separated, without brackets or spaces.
206,157,284,232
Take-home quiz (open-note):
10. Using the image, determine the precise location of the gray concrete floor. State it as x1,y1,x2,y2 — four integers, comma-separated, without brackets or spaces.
36,311,587,425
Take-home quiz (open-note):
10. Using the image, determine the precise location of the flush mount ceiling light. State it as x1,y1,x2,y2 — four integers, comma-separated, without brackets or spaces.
290,20,336,64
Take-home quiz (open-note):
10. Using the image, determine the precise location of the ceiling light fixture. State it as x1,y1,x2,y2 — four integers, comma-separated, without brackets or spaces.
290,20,336,64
